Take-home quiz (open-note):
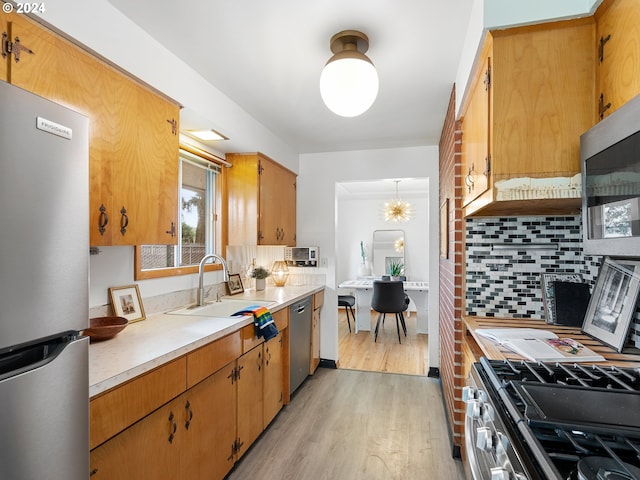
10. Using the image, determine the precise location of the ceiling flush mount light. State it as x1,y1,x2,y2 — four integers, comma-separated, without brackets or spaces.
184,129,228,142
384,180,413,223
320,30,379,117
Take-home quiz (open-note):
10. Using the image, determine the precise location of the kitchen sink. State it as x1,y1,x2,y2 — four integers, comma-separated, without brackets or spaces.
168,298,275,317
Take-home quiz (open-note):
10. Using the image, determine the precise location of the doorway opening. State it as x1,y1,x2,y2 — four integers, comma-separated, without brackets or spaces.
335,178,429,376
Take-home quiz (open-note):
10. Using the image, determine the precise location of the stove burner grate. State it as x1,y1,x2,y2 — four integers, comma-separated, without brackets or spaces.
576,456,640,480
477,358,640,479
487,359,640,391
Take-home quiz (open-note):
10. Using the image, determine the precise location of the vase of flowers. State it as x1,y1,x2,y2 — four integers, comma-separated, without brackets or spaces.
358,240,371,276
250,266,270,291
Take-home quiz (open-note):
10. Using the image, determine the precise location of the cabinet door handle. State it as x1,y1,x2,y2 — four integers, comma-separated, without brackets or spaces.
166,118,178,135
168,411,177,444
599,93,612,120
599,34,611,63
119,207,129,236
89,468,98,477
165,221,176,237
465,164,475,193
257,351,262,371
265,348,272,366
98,204,109,235
184,400,193,430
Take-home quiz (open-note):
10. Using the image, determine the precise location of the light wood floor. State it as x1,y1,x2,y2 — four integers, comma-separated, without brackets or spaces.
338,309,429,376
227,368,465,480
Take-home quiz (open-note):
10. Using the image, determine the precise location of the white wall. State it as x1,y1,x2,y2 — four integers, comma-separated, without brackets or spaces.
297,146,440,368
484,0,601,28
336,190,429,284
88,246,228,308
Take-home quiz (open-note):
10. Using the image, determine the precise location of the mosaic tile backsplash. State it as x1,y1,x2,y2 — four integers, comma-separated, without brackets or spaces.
465,215,640,349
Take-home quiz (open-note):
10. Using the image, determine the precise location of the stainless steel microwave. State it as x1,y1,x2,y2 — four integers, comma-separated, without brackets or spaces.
581,92,640,256
284,246,319,267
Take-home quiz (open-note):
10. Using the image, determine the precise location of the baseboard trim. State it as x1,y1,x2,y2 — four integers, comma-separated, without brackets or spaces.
428,367,440,378
437,378,463,459
319,358,337,369
451,444,461,459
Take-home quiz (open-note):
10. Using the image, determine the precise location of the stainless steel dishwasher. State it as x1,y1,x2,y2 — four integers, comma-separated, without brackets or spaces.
289,296,312,395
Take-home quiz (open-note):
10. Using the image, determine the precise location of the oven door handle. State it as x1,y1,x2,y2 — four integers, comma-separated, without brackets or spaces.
465,413,485,480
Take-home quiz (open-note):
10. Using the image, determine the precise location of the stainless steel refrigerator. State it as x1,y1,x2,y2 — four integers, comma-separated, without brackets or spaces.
0,80,89,479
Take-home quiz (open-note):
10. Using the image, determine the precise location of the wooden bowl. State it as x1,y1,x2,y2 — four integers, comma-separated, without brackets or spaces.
84,316,128,342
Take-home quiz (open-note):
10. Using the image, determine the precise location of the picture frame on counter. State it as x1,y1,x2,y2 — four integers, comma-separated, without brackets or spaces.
582,257,640,352
108,284,146,323
227,273,244,295
540,273,583,324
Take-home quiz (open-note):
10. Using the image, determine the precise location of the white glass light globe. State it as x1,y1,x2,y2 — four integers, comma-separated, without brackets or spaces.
320,57,379,117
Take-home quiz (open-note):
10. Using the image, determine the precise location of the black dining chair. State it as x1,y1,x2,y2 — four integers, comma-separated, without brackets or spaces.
338,294,356,333
371,280,408,343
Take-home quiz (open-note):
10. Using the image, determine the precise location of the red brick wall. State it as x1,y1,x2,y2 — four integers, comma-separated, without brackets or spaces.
438,85,465,454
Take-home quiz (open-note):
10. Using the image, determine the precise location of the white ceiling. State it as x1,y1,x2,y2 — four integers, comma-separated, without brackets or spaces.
105,0,474,155
336,178,429,199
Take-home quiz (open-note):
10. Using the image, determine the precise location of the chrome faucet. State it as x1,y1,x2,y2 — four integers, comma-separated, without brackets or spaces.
197,254,229,306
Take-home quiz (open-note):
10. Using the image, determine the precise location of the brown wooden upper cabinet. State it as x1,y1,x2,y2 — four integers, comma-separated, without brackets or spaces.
461,19,596,217
596,0,640,120
225,152,297,246
461,40,491,209
1,9,180,246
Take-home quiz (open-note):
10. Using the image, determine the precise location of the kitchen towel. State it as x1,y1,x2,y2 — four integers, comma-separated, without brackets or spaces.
232,305,279,341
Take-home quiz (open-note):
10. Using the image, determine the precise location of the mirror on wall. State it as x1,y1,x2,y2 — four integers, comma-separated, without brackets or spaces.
372,229,405,276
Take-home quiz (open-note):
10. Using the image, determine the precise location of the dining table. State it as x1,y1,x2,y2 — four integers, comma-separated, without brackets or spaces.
338,278,429,333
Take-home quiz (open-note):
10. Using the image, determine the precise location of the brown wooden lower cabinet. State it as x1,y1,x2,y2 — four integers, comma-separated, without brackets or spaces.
89,306,293,480
90,361,238,480
182,363,237,480
310,290,324,374
90,396,182,479
263,332,284,427
236,343,264,460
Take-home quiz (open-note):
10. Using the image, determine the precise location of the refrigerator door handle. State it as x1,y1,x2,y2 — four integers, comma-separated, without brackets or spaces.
0,336,89,480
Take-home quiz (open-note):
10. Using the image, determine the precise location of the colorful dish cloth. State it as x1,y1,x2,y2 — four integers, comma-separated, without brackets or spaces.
232,305,279,341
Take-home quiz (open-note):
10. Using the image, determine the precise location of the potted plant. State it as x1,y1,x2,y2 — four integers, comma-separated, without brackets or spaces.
388,260,405,281
250,266,270,291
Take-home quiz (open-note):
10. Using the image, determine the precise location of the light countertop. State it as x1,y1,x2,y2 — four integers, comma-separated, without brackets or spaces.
89,285,324,398
338,279,428,290
463,316,640,368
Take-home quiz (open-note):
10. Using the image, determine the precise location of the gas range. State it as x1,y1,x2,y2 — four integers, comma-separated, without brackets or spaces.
464,358,640,480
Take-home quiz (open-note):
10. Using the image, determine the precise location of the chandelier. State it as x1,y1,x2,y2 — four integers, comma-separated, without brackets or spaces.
384,180,412,222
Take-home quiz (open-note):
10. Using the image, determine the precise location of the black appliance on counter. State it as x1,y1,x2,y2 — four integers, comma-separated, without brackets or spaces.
464,358,640,480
